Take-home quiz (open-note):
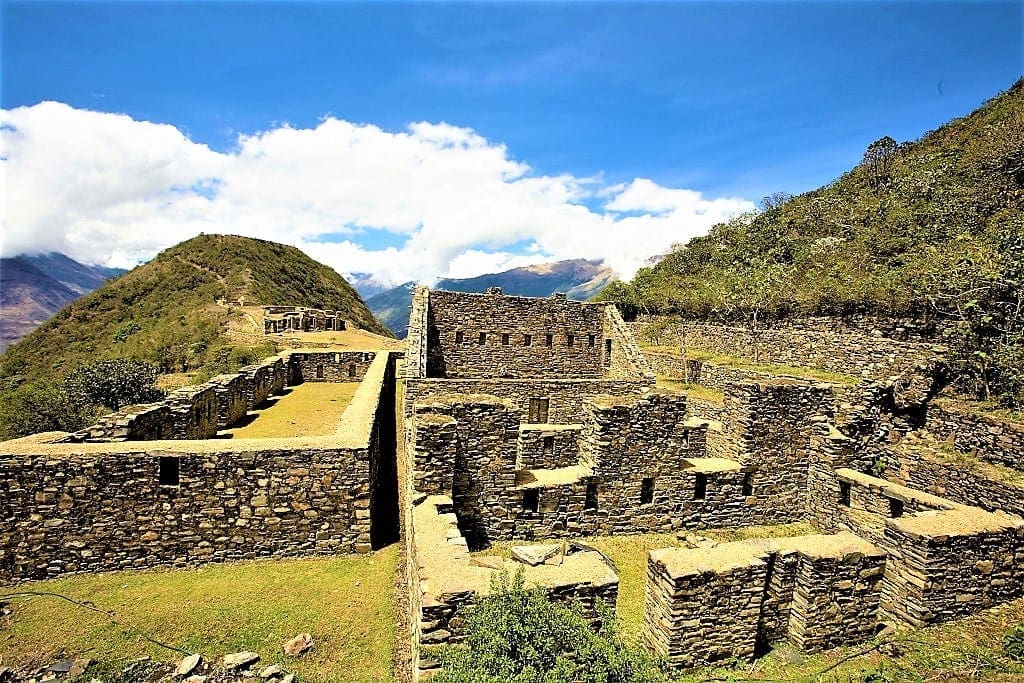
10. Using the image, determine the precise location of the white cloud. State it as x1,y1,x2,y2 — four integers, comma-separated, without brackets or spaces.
0,101,755,284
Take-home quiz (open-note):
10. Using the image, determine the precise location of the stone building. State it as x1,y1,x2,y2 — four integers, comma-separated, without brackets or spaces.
402,287,1024,678
262,306,345,334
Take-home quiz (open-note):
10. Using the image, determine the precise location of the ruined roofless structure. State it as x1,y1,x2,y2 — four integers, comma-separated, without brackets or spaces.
403,286,1024,677
262,305,346,334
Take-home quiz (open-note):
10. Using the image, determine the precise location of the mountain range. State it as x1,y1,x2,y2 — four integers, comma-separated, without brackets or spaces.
0,253,125,352
366,258,616,337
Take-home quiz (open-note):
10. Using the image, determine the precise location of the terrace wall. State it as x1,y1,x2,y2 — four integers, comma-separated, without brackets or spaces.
643,533,885,668
925,400,1024,469
632,319,943,380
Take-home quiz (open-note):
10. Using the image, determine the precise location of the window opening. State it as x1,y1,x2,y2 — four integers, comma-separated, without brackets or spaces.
159,456,180,487
694,473,707,500
528,398,550,423
523,489,539,513
641,477,655,504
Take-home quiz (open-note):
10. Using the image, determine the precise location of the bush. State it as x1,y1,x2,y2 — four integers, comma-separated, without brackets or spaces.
0,379,93,440
1004,623,1024,661
429,569,664,683
62,359,163,412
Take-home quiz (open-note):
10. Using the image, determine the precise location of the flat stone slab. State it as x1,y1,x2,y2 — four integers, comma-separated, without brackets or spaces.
512,544,561,566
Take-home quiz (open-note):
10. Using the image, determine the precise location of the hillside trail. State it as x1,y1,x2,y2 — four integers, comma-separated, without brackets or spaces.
173,254,231,300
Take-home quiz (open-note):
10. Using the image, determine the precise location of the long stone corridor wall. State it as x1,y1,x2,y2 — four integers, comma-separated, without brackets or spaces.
632,318,944,379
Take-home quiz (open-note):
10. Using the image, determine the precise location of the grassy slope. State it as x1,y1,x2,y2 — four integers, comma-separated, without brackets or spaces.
0,548,398,682
606,78,1023,319
0,234,391,387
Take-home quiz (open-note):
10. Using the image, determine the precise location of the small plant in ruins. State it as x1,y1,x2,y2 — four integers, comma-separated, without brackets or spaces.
429,569,664,683
1004,622,1024,661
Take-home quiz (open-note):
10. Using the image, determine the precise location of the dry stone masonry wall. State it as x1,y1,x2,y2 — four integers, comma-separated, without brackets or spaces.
925,399,1024,469
632,318,945,380
0,352,400,581
643,533,885,668
286,350,375,383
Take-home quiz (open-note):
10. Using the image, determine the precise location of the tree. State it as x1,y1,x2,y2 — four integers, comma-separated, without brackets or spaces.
760,192,793,212
62,359,164,412
0,379,92,440
430,570,664,683
862,136,899,188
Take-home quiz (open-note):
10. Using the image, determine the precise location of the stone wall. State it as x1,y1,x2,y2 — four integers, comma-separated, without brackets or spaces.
886,437,1024,520
632,313,945,343
71,403,171,442
0,444,374,581
925,400,1024,469
425,289,609,379
633,319,943,380
411,495,619,678
882,509,1024,626
240,356,287,411
643,532,885,668
517,425,581,470
165,384,219,440
411,390,768,544
405,286,430,381
208,373,248,429
722,380,835,524
404,377,649,425
0,352,399,581
603,304,656,381
287,350,375,383
67,356,289,443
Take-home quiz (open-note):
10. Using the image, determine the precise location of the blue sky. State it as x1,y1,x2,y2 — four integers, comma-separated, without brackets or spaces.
1,1,1021,285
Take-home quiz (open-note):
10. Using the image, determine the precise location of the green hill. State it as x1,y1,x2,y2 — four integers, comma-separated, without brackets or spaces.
600,78,1024,406
0,234,391,437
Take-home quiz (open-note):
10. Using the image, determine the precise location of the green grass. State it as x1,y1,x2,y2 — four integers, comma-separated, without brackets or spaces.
474,523,815,639
655,377,725,405
0,547,398,682
684,348,862,386
225,382,359,438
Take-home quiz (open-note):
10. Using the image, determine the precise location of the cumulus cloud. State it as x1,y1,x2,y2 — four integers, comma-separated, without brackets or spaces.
0,101,755,283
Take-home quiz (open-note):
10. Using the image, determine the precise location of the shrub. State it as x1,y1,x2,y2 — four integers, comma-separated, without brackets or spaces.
429,569,664,683
1004,623,1024,661
62,358,163,412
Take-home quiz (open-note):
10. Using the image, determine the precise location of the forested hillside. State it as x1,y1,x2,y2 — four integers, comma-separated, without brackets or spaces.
600,79,1024,406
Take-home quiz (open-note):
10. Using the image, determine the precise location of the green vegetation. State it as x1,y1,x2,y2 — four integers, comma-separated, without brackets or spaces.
429,569,663,683
475,524,815,639
655,378,724,405
599,79,1024,408
0,234,391,439
685,348,862,386
0,548,398,683
226,382,359,438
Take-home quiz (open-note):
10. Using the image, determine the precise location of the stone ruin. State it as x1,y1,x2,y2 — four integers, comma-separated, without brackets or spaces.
262,306,345,334
0,347,400,579
402,287,1024,677
1,286,1023,680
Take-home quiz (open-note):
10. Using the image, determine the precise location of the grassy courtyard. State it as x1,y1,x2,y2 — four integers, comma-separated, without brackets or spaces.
0,547,398,682
225,382,359,438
